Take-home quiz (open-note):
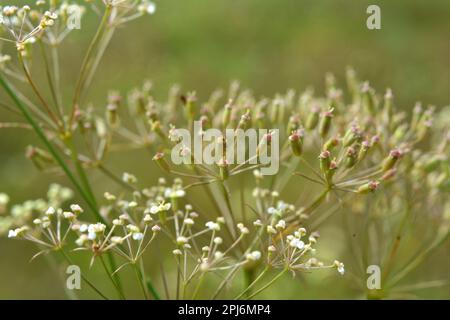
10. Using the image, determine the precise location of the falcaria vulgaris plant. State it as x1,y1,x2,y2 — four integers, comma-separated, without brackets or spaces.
0,1,448,299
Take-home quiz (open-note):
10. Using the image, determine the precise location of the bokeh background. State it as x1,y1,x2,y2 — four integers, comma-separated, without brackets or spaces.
0,0,449,299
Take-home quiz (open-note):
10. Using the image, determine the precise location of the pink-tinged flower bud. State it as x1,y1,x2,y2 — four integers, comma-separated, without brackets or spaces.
289,129,304,156
106,103,119,127
306,105,320,130
237,109,251,130
325,159,338,184
184,91,197,120
343,124,362,147
319,108,334,138
153,152,171,173
287,115,301,135
357,140,371,162
382,149,402,172
217,158,229,180
371,135,380,145
357,180,380,194
319,150,331,175
26,145,55,170
222,99,233,128
383,88,394,121
323,136,339,151
150,120,167,141
199,115,210,129
346,67,359,104
361,82,377,115
257,131,274,156
410,102,423,130
344,146,357,168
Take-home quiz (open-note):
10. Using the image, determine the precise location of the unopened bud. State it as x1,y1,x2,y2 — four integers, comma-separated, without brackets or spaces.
382,149,402,172
222,100,233,128
319,150,331,175
217,158,229,180
357,180,380,194
323,136,339,151
344,147,357,168
153,152,171,173
305,105,320,130
289,129,304,157
319,108,334,138
343,125,362,147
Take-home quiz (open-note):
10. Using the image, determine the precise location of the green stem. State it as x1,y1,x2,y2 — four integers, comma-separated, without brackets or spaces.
246,268,288,300
17,53,62,130
38,40,63,125
140,259,160,300
133,263,150,300
64,134,98,210
219,181,238,239
301,188,330,216
191,273,206,300
146,278,161,300
99,255,126,300
70,5,112,126
235,267,269,300
387,229,450,289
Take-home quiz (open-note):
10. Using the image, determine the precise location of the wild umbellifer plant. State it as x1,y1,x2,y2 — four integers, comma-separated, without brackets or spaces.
0,1,448,300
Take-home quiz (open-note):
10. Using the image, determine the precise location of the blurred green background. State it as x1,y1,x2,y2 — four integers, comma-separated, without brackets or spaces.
0,0,449,299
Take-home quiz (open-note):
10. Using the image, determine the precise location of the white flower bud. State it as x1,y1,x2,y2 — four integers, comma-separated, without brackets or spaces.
126,224,140,233
70,204,83,215
176,236,188,245
298,227,307,236
246,251,261,261
205,221,220,231
104,192,116,201
267,225,276,234
143,214,153,224
132,233,144,241
45,206,56,216
275,219,286,230
333,260,345,275
173,249,182,255
75,234,88,246
190,212,199,218
253,219,263,227
111,236,124,245
63,211,76,220
113,219,124,226
216,217,225,224
214,251,224,260
289,238,305,250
